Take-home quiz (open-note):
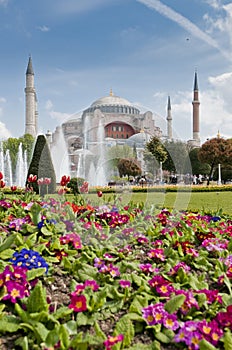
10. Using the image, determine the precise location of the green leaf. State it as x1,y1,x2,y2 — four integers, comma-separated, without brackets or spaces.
33,322,49,342
26,280,48,313
45,328,60,348
94,321,107,340
41,226,53,236
114,315,134,347
129,295,149,314
14,336,29,350
0,315,21,332
15,303,30,323
223,329,232,350
155,331,171,344
54,306,73,320
77,263,98,281
127,341,161,350
64,320,78,335
199,339,218,350
0,248,15,260
26,267,47,281
0,233,17,253
59,324,70,349
164,294,186,314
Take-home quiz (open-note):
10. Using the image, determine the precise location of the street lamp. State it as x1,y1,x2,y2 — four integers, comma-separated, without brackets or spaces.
218,163,222,185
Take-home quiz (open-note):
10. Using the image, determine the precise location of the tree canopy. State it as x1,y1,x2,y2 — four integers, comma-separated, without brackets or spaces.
146,136,167,164
198,137,232,184
117,158,142,179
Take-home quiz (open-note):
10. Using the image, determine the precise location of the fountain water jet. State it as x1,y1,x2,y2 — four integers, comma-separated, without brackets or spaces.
50,126,70,182
15,143,28,187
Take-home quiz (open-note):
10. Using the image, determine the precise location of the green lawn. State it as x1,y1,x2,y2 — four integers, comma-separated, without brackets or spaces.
85,191,232,214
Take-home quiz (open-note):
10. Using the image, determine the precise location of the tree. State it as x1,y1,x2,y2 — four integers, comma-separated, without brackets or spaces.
163,140,188,175
146,136,167,182
186,147,210,175
117,158,142,179
26,135,56,195
143,149,159,178
198,137,232,185
146,136,167,164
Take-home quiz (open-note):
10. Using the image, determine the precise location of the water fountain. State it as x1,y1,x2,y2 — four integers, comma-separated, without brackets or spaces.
50,126,70,182
0,142,29,187
78,115,108,186
15,143,28,187
93,118,107,186
4,149,13,186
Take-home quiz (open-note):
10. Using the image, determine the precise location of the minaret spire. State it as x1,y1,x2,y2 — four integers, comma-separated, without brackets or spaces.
192,70,200,145
166,96,172,139
25,56,37,137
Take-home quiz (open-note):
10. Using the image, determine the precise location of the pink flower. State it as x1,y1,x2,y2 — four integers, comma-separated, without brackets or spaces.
44,178,51,185
148,248,165,261
119,280,131,288
69,294,87,312
84,280,99,291
80,181,89,193
104,334,124,350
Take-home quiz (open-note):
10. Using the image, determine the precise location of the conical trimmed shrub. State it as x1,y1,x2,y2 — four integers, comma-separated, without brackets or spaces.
26,135,56,195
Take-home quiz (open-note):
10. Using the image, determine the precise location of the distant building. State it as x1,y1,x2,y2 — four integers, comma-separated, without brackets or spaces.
24,57,201,175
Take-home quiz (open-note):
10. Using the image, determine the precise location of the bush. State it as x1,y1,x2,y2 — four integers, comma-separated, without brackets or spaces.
67,177,85,195
26,135,56,195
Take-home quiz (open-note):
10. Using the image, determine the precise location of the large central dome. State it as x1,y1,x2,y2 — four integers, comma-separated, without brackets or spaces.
83,90,140,115
91,94,132,108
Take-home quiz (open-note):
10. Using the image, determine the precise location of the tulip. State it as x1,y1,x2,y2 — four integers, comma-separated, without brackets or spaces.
28,174,37,183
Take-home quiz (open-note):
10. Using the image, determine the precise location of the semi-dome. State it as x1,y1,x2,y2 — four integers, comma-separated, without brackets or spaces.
126,131,151,147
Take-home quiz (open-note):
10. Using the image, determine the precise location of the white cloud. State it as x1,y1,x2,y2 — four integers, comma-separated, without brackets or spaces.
0,121,11,139
137,0,231,61
37,25,50,32
45,99,71,124
204,0,221,9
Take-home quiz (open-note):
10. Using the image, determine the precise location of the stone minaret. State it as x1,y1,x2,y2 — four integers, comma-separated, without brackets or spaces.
25,56,37,137
166,96,172,139
192,71,200,143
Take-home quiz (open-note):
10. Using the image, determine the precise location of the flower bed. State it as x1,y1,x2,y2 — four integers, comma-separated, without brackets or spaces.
0,192,232,349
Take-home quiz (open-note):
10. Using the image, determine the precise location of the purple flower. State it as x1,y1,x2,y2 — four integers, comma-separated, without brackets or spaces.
119,280,131,288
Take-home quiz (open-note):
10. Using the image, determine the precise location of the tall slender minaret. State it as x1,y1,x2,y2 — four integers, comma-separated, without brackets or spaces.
25,56,37,137
166,96,172,139
192,71,200,143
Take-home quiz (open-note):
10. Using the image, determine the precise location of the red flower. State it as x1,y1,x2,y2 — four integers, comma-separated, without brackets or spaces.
97,191,103,197
0,180,5,188
60,175,70,186
28,174,37,183
10,186,17,192
0,172,3,180
69,294,87,312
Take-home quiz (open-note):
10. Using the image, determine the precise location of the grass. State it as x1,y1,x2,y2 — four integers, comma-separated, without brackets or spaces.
84,191,232,214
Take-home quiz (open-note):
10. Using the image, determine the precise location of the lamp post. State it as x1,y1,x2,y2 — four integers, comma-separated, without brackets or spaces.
160,161,163,184
218,163,222,185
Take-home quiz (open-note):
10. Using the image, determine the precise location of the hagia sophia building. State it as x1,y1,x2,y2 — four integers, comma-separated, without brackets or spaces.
24,57,201,178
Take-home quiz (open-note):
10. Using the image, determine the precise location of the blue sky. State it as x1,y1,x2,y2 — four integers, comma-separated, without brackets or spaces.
0,0,232,143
